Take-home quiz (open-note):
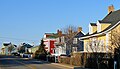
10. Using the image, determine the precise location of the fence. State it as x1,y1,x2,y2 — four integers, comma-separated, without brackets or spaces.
59,52,114,69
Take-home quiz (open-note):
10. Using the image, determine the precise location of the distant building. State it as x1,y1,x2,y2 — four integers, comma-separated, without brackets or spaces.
28,46,39,54
1,42,17,55
1,45,5,55
18,43,33,53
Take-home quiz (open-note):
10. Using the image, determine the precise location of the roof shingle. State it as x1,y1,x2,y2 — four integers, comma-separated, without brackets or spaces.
83,9,120,37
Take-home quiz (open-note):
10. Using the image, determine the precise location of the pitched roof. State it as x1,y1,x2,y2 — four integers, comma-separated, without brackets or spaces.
3,42,11,46
65,31,84,43
45,32,67,38
102,10,120,23
82,10,120,38
98,20,111,24
45,33,58,38
74,31,84,38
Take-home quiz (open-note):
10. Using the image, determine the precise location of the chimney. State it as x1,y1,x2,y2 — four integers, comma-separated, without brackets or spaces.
78,27,82,33
108,5,114,13
57,29,62,37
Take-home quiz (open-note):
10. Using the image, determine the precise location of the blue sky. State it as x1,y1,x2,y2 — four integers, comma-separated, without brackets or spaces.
0,0,120,46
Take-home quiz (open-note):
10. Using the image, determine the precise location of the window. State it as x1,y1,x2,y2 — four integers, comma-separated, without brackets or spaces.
56,38,60,43
72,47,77,52
100,40,104,51
73,38,78,44
61,36,65,43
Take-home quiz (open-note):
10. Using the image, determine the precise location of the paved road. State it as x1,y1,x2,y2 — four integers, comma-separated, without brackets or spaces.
0,55,71,69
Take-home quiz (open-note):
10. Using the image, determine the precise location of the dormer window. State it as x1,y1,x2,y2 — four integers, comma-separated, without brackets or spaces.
89,23,97,34
89,24,93,34
97,21,101,32
97,20,111,32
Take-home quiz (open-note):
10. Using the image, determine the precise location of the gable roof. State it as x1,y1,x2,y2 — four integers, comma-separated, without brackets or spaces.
74,31,84,38
65,31,85,43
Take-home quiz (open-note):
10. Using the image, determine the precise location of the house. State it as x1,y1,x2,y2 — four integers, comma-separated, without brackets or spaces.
28,30,62,55
18,43,33,53
55,27,84,56
80,5,120,53
55,30,66,56
65,27,84,55
28,45,39,54
1,45,5,55
72,27,84,52
1,42,17,55
1,42,12,55
43,31,59,55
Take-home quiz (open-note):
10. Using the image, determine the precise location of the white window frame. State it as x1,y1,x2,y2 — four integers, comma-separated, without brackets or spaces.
73,38,78,44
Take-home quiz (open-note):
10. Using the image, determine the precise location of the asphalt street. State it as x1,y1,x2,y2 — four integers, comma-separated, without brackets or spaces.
0,55,72,69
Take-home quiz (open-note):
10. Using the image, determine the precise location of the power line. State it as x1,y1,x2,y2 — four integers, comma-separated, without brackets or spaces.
0,36,39,42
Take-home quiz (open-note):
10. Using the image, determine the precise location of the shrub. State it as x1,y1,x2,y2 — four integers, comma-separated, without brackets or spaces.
60,57,70,64
39,54,46,61
70,56,74,65
48,56,55,62
59,52,113,69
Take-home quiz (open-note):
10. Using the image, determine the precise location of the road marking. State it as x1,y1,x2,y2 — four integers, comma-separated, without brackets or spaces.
14,60,36,69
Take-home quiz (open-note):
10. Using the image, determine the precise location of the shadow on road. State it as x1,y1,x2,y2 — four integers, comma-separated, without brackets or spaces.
0,55,50,68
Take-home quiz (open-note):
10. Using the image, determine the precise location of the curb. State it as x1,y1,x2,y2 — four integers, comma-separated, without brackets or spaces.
51,63,91,69
51,63,74,69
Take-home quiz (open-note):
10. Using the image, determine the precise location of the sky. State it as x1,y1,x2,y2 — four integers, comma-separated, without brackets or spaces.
0,0,120,47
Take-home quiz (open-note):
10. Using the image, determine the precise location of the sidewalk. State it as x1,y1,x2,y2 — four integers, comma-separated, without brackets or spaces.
51,63,91,69
16,57,91,69
31,58,91,69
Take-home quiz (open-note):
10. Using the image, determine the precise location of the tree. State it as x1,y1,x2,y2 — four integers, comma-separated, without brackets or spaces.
35,39,47,60
8,45,15,54
63,25,78,36
62,25,80,55
85,39,107,69
110,29,120,52
38,39,47,54
110,29,120,69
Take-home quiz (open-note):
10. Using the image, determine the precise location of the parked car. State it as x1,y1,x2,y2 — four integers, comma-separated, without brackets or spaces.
11,52,20,56
23,54,32,58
